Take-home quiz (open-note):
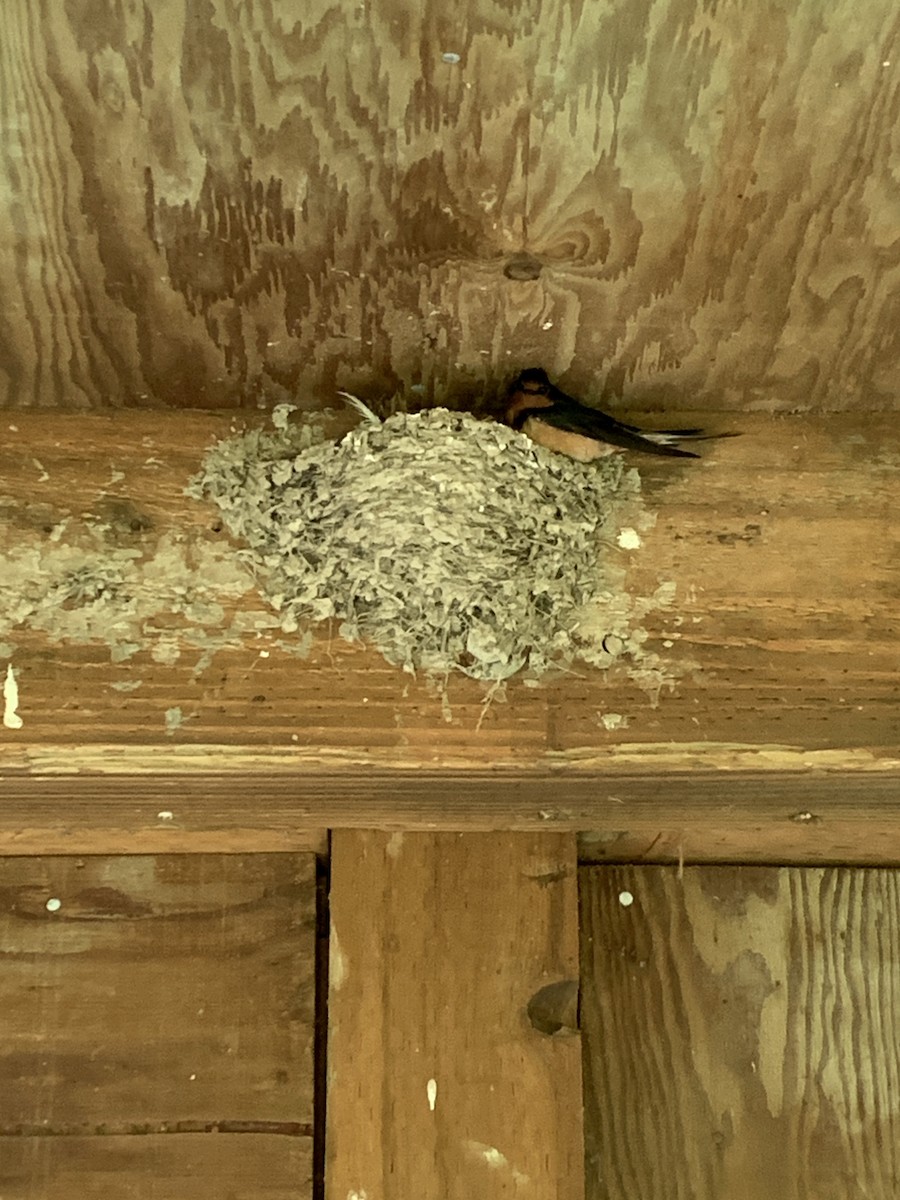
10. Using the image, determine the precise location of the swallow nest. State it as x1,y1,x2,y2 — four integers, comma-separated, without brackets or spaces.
190,408,645,682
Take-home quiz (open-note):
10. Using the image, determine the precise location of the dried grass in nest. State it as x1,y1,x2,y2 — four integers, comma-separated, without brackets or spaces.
189,407,647,682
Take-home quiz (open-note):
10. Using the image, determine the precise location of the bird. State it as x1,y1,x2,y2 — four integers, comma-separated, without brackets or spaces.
505,368,735,460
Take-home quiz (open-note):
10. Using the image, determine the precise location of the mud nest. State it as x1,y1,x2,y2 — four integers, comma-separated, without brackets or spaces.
190,407,643,681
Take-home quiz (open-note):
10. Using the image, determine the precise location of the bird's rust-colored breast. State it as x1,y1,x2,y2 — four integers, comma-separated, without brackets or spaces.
522,417,617,462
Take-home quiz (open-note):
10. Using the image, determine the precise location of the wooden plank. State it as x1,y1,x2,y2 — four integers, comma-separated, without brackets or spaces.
0,410,898,811
0,1137,312,1200
1,3,897,413
580,865,900,1199
0,821,328,857
0,855,316,1197
0,770,899,864
326,831,584,1198
579,816,900,867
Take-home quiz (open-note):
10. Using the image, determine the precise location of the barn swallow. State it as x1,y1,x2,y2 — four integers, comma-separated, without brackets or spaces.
505,368,735,460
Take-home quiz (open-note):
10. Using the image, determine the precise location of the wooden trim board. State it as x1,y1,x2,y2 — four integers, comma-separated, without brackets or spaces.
0,853,317,1198
0,768,897,863
325,831,584,1198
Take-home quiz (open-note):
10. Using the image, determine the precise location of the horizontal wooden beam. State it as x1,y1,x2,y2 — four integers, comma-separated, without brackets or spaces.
1,410,898,859
0,766,898,862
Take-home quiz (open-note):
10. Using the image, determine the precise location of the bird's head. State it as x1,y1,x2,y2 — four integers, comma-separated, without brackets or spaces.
514,368,552,394
505,367,555,427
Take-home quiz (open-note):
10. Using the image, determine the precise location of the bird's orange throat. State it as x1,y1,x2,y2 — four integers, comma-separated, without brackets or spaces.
522,417,618,462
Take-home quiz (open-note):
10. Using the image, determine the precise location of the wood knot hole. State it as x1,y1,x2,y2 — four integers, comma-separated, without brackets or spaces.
504,254,544,281
527,979,580,1036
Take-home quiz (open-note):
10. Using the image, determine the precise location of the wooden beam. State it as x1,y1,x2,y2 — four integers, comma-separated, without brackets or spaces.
0,854,316,1197
1,409,898,858
1,411,897,763
580,865,900,1198
326,832,584,1199
0,768,899,863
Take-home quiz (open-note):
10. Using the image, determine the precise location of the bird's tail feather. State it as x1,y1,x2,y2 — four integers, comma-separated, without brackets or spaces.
637,428,739,446
337,391,382,425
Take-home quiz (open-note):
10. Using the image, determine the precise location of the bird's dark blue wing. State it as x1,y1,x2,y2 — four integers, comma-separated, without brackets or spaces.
533,396,701,459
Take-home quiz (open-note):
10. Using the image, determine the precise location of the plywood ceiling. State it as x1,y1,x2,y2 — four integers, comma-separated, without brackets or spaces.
1,1,897,413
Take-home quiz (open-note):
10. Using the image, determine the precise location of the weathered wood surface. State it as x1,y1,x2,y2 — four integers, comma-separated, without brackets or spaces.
1,772,900,865
1,1,897,413
0,854,316,1198
0,409,896,764
326,831,583,1198
581,865,900,1200
1,409,898,854
0,1139,312,1200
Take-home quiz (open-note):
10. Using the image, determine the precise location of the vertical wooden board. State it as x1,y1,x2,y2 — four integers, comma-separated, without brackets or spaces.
326,832,584,1199
0,855,316,1197
580,866,900,1200
0,1136,312,1200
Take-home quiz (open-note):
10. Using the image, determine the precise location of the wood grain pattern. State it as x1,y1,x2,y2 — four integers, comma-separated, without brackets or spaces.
0,408,898,856
0,855,316,1197
0,1138,312,1200
326,831,584,1199
0,409,897,762
1,771,900,865
1,2,897,411
581,866,900,1199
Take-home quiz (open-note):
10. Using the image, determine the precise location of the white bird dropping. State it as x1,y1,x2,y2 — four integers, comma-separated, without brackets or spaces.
3,664,23,729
